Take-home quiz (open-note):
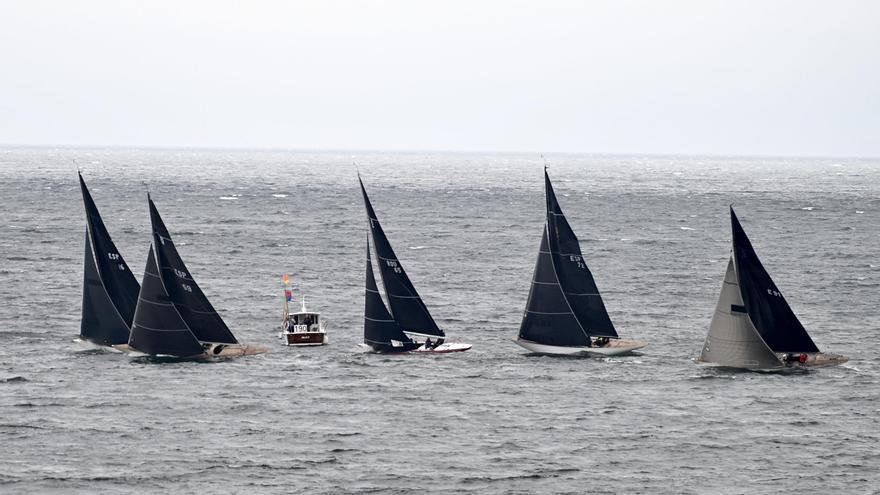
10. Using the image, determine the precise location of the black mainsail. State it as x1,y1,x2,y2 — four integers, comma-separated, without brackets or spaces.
545,172,618,339
147,198,238,344
129,246,205,357
730,207,819,353
363,238,420,352
518,170,618,346
79,172,140,345
358,177,444,339
128,195,238,357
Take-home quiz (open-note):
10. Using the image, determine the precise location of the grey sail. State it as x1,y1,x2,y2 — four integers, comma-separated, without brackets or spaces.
80,233,131,345
79,172,140,345
148,197,238,344
358,176,444,339
129,246,205,357
518,226,591,346
544,170,619,339
700,257,783,369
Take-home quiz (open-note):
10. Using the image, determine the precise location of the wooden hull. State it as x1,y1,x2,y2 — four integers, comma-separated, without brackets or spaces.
695,352,849,371
514,338,646,357
114,343,268,360
284,332,327,346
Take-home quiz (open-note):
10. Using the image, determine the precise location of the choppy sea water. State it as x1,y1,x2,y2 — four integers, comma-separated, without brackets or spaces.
1,147,878,494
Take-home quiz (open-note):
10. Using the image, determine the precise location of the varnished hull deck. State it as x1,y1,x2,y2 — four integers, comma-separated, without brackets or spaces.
696,352,849,371
113,343,268,360
514,338,647,357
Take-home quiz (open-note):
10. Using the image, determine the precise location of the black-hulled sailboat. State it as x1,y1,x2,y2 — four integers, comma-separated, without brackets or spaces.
359,176,471,353
514,169,646,356
122,195,267,359
78,172,140,348
697,207,847,370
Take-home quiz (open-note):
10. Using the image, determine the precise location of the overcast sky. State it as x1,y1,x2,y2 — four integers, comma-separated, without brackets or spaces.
1,1,877,156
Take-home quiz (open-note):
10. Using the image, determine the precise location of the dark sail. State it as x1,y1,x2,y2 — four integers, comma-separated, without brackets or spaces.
129,246,205,357
544,171,618,339
730,207,819,353
148,197,238,344
364,238,419,352
79,173,140,343
358,177,444,338
80,233,131,345
518,226,591,346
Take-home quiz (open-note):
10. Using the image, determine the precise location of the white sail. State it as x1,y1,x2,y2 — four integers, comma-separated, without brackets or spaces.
699,257,783,370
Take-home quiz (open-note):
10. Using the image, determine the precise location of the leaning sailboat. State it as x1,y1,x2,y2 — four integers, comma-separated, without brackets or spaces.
514,169,646,356
123,195,267,359
78,172,140,347
359,176,471,353
697,207,848,370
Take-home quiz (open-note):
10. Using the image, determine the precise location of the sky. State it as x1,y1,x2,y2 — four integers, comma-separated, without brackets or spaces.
0,0,878,156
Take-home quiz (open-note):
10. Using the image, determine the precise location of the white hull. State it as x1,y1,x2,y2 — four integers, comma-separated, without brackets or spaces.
413,342,472,353
514,338,646,357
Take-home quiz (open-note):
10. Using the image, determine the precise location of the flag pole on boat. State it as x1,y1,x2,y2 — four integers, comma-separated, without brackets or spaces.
281,274,291,325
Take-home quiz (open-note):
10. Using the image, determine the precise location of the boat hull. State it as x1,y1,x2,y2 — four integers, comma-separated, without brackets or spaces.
514,338,646,357
695,352,849,371
283,331,327,346
114,343,268,359
413,342,472,353
364,341,422,353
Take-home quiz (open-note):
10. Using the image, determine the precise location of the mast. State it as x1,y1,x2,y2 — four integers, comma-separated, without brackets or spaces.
78,172,139,345
730,207,819,353
148,197,238,344
358,175,444,338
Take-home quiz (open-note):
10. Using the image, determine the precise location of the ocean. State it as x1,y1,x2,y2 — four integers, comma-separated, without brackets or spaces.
1,147,878,494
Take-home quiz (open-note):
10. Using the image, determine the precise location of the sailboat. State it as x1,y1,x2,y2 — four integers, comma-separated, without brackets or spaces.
514,169,646,356
121,195,267,359
359,176,471,353
78,172,140,347
697,207,847,370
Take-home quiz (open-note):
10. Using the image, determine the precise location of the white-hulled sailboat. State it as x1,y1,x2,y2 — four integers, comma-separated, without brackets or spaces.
697,207,847,370
514,168,646,356
358,175,471,354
